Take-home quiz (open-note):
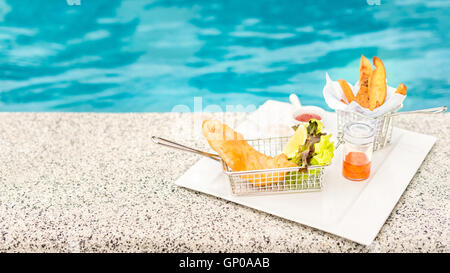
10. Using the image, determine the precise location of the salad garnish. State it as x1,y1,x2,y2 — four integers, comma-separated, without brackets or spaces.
287,119,335,168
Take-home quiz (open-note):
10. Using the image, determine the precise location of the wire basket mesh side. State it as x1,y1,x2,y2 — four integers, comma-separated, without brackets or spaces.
228,167,324,195
224,136,326,195
336,110,394,151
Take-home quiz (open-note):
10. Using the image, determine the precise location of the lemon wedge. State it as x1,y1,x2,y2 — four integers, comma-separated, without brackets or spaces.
282,125,307,158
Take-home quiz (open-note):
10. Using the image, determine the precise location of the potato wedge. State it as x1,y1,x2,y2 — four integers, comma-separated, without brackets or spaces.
354,55,373,109
395,83,407,96
359,55,373,84
355,84,370,108
368,56,387,110
338,79,355,103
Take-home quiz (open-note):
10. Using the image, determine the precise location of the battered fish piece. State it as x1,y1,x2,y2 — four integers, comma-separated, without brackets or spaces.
202,120,297,186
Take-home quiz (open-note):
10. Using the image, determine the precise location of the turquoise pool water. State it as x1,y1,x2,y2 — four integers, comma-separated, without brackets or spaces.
0,0,449,112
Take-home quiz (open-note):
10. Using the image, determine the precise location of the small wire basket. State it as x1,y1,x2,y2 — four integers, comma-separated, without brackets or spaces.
222,136,327,196
336,106,448,151
336,108,399,151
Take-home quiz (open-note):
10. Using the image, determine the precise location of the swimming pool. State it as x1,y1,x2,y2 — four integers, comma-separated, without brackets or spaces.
0,0,449,112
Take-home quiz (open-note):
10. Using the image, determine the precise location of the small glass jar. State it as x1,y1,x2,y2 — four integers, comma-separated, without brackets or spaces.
342,122,374,181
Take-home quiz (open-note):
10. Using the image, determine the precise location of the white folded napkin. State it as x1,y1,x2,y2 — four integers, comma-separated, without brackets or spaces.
236,100,296,139
235,100,337,139
323,73,405,118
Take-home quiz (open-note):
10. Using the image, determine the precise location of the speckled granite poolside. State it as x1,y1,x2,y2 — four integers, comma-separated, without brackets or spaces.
0,112,448,253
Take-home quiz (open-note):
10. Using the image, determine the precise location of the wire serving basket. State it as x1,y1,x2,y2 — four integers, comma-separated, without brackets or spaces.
336,106,447,151
336,109,397,151
223,136,326,195
152,136,329,196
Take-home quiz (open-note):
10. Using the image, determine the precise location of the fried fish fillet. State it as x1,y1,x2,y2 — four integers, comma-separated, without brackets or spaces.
202,120,297,186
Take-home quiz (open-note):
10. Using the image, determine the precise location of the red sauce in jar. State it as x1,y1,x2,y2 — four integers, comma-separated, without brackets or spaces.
342,152,371,181
295,113,322,122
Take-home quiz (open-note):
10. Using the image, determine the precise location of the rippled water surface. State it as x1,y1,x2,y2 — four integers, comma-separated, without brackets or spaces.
0,0,449,112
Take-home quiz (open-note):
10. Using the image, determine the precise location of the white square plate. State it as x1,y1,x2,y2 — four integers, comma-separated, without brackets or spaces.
174,102,436,245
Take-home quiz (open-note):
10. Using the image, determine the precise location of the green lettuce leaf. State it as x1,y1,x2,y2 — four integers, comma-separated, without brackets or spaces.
310,134,335,166
306,119,324,136
285,119,334,187
289,119,330,167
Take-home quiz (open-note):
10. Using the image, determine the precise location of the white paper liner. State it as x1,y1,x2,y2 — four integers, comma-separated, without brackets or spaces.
323,73,406,118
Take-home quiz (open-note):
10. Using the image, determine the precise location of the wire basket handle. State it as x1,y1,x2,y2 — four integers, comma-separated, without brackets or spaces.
151,136,221,162
334,135,344,149
390,106,447,116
